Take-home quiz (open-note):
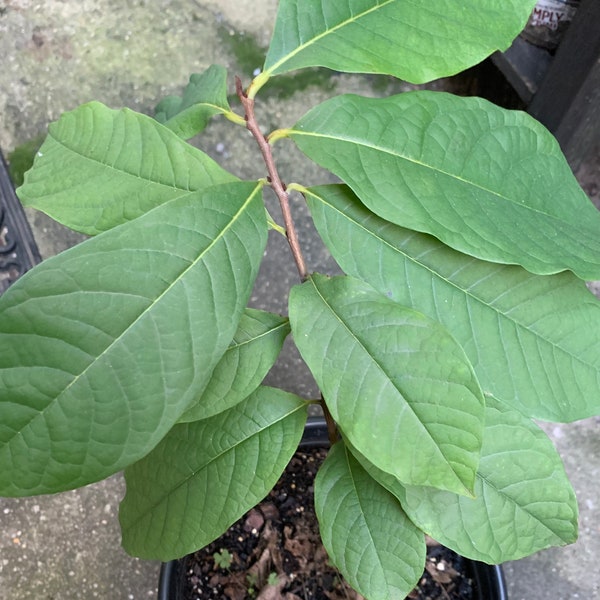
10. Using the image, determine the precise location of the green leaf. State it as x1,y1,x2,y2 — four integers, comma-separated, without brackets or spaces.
263,0,536,84
315,441,426,600
154,65,237,139
0,181,267,496
305,184,600,422
342,433,416,509
17,101,237,235
179,309,290,422
398,400,579,563
289,274,484,495
119,386,308,560
289,92,600,279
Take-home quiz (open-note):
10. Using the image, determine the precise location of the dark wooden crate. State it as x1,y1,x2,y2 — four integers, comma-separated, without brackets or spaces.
492,0,600,171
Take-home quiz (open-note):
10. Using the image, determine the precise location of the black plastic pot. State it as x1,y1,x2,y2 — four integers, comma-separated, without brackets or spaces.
157,417,508,600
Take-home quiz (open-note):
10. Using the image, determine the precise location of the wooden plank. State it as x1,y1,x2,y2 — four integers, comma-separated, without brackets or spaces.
528,0,600,169
554,57,600,169
491,37,552,103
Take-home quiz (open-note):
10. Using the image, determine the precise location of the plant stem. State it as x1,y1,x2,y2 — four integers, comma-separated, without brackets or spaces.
236,77,308,281
322,400,339,446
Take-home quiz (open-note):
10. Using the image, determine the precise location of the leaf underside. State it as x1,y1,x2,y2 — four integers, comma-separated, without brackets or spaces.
120,386,308,560
0,181,267,496
264,0,537,83
17,101,236,235
305,184,600,422
289,273,484,495
290,92,600,280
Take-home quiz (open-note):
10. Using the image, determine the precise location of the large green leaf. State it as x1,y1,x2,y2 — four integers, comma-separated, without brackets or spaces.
304,184,600,422
0,181,267,496
120,386,308,560
315,441,426,600
155,65,241,139
17,101,236,235
289,274,484,495
179,309,290,422
263,0,535,84
289,92,600,279
398,400,579,563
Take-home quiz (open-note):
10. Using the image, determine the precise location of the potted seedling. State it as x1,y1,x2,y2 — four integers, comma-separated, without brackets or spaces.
2,1,599,598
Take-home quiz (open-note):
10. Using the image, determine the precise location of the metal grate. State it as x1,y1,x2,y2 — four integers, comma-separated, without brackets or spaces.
0,149,41,293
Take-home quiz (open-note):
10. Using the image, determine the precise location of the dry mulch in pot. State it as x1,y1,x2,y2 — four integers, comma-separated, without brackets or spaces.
183,447,477,600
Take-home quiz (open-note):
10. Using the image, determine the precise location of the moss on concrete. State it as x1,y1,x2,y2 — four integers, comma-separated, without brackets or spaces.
7,135,45,187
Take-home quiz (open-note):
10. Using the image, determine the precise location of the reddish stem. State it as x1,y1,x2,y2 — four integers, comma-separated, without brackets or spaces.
236,77,308,281
322,400,339,446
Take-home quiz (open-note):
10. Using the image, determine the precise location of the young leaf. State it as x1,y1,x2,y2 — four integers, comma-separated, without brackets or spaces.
398,400,579,563
315,441,426,600
155,65,240,139
263,0,536,84
179,309,291,422
119,386,308,560
0,181,267,496
17,101,237,235
289,92,600,279
305,184,600,422
289,274,484,496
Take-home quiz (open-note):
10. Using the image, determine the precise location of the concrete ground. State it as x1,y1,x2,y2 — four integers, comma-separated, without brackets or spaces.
0,1,599,599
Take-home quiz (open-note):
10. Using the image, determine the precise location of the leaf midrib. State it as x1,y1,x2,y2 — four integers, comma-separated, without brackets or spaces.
166,102,228,121
230,320,289,350
48,129,211,194
342,444,390,587
293,129,591,228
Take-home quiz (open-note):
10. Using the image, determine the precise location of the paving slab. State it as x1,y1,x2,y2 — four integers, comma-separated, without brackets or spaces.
504,417,600,600
1,2,599,599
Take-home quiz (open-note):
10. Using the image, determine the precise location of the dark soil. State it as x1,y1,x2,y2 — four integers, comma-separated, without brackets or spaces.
181,447,478,600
